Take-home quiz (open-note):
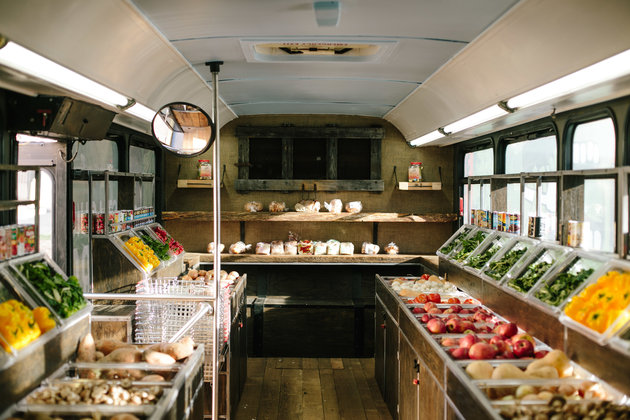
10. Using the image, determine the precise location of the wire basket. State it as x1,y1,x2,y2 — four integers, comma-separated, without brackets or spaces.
134,277,224,382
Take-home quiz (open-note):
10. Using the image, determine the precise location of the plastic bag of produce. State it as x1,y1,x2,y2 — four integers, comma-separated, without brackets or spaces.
324,199,343,213
340,242,354,255
284,240,298,255
207,242,225,254
384,242,399,255
244,201,263,212
298,240,314,254
326,239,340,255
362,242,380,255
271,240,284,255
313,241,327,255
269,201,287,212
256,242,271,255
345,201,362,213
295,200,320,212
229,241,251,254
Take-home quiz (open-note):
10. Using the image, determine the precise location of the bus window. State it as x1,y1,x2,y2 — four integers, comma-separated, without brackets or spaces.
583,179,615,253
16,170,54,258
505,135,557,173
130,146,156,209
572,118,615,170
464,148,493,177
463,182,491,224
507,181,557,240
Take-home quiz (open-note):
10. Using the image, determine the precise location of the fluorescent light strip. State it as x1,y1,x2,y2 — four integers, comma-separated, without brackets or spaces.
16,134,57,143
0,41,129,107
443,105,507,135
126,102,156,122
409,130,443,147
508,48,630,109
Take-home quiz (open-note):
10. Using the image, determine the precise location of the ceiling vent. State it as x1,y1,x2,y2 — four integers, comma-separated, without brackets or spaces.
241,39,397,63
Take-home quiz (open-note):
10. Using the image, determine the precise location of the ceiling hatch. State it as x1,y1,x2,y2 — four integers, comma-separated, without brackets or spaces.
240,39,397,63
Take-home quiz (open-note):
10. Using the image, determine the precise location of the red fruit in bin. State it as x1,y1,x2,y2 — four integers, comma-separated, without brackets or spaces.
423,302,438,312
427,307,443,314
420,314,435,323
464,298,476,304
513,339,534,358
534,350,549,359
412,307,424,314
447,297,461,304
428,293,441,303
450,347,469,360
420,274,431,280
496,322,518,339
458,334,479,349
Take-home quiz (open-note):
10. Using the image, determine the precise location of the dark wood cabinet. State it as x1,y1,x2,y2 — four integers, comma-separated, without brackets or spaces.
399,335,419,419
375,296,400,419
418,361,444,420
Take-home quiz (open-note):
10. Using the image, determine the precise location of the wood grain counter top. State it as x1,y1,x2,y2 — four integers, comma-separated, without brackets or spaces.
163,211,458,223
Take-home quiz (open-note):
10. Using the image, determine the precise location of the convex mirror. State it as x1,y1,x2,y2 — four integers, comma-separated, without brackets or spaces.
151,102,215,156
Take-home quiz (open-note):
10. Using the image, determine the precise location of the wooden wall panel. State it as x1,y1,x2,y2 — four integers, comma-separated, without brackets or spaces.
243,221,373,247
163,220,240,253
377,222,453,254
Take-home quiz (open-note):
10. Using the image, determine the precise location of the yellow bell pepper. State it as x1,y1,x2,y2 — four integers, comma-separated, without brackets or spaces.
0,299,41,353
33,306,56,333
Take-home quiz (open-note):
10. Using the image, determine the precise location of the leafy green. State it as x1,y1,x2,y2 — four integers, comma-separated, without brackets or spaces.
508,259,553,293
485,247,528,281
534,267,594,306
18,261,86,318
140,234,171,261
453,231,488,262
439,228,472,255
466,244,500,269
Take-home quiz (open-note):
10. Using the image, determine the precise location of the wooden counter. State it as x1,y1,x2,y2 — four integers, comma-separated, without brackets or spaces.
163,211,458,223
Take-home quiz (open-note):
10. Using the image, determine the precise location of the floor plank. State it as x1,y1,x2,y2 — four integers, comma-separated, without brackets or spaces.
276,357,303,369
234,358,389,420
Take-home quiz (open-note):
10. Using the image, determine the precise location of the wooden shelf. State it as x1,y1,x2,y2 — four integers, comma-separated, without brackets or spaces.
177,179,214,188
398,181,442,191
190,252,439,266
163,211,458,223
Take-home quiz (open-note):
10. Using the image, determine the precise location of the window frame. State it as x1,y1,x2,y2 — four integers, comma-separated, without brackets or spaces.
499,123,558,175
563,109,617,170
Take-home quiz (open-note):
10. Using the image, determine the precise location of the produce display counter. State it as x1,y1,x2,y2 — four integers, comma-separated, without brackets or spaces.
374,274,630,419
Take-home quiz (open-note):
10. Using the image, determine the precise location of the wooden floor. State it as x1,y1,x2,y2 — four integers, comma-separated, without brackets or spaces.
234,358,393,420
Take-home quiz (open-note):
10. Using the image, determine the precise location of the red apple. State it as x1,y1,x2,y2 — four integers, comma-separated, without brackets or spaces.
428,307,443,314
446,313,460,320
412,307,425,314
534,350,550,359
423,302,438,312
449,347,469,360
496,322,518,339
446,318,464,333
460,320,476,333
477,325,492,333
473,312,489,323
512,339,534,358
511,333,535,346
450,305,462,313
426,318,446,334
459,308,472,314
489,335,505,350
420,314,435,323
458,334,479,349
502,349,515,359
443,308,455,314
468,342,497,360
441,337,458,347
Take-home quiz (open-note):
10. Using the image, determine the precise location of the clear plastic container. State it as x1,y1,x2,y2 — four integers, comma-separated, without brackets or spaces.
559,259,630,344
480,237,538,284
503,242,571,297
528,251,605,313
449,228,494,265
437,225,478,259
463,233,512,273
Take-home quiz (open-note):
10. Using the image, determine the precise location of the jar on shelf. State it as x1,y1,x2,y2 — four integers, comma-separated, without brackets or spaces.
198,159,212,180
408,162,423,182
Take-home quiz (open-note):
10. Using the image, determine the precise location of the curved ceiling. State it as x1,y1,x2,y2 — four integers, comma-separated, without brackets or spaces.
0,0,629,145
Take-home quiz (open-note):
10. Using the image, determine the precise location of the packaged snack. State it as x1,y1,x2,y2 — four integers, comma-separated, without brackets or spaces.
295,200,320,212
298,240,314,254
324,199,343,213
313,241,327,255
207,242,225,254
384,242,399,255
361,242,380,255
269,201,287,212
345,201,362,213
244,201,263,212
340,242,354,255
229,241,251,254
255,242,271,255
271,240,284,254
284,240,298,255
326,239,340,255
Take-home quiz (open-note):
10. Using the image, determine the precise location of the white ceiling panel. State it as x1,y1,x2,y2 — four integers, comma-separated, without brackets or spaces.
228,102,394,117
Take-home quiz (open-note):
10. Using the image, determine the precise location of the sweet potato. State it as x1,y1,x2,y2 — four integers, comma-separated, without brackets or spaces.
163,336,195,360
77,333,96,362
96,339,136,355
141,374,165,382
98,347,142,364
143,349,176,365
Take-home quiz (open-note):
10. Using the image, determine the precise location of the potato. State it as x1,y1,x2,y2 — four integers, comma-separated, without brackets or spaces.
98,347,142,364
198,270,207,277
141,374,165,382
95,351,104,360
77,333,96,362
526,365,559,379
111,415,140,420
96,339,135,355
143,350,176,365
188,269,199,279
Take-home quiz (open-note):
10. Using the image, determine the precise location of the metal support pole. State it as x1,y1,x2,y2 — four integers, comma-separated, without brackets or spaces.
207,60,223,420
